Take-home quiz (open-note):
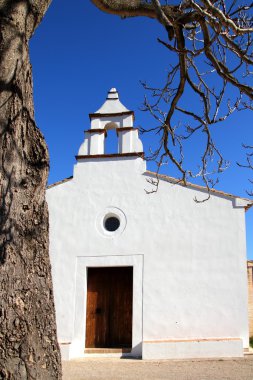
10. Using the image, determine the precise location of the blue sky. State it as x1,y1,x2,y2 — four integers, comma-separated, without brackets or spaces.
30,0,252,258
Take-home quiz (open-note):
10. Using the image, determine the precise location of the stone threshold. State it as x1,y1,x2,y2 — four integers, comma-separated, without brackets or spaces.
84,348,132,354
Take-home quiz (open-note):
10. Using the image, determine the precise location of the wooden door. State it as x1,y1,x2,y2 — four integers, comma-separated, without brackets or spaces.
85,267,133,348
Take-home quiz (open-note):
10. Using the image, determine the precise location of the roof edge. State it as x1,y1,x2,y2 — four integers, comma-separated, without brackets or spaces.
46,171,253,212
47,176,73,189
145,170,253,211
89,110,134,120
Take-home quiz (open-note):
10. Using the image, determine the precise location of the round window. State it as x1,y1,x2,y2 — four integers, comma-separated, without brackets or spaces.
104,215,120,232
96,207,126,237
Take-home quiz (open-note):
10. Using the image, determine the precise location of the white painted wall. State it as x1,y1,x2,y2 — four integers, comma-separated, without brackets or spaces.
118,129,143,153
78,122,142,156
91,114,133,129
47,156,249,359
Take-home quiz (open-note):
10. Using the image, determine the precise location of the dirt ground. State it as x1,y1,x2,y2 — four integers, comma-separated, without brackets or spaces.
62,355,253,380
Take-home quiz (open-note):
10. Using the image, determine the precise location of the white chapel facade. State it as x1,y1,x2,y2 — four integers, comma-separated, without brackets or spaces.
47,89,252,360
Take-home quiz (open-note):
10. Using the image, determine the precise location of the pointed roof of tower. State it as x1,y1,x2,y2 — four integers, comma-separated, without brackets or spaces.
89,88,133,119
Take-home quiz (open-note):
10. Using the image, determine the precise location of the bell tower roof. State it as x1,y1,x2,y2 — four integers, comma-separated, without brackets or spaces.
89,88,133,120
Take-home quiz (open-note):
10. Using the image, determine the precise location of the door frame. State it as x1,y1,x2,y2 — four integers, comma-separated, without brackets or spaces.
71,255,143,358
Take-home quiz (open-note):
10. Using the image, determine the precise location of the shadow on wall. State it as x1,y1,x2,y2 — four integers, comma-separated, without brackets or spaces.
120,342,142,359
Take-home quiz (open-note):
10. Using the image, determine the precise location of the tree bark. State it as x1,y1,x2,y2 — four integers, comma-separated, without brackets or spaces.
0,1,61,379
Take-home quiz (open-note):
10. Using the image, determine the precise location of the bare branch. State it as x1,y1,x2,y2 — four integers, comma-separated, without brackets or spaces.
92,0,253,195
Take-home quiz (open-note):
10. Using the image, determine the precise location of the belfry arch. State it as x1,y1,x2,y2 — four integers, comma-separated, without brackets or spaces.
104,128,118,154
104,121,118,131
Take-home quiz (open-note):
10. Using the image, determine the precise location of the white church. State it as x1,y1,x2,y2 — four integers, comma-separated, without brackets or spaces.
47,88,252,360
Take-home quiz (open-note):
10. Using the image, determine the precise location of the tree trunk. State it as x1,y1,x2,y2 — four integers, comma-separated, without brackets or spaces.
0,2,61,379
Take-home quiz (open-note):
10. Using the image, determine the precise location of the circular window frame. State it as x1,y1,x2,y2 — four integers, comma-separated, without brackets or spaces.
96,207,127,237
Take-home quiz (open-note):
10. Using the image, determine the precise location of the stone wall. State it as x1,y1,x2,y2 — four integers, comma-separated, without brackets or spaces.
248,261,253,337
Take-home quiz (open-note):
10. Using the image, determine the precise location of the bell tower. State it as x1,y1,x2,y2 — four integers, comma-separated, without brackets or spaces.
77,88,144,158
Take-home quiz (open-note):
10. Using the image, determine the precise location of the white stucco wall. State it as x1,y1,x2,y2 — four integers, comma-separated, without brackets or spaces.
46,156,249,359
91,114,133,129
